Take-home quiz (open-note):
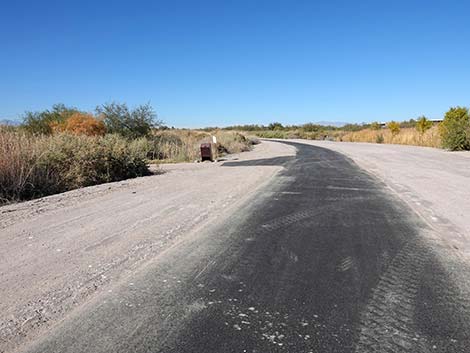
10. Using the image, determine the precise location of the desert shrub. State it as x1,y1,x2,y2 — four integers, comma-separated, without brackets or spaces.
387,121,401,136
416,116,433,135
54,113,106,136
0,130,150,203
400,118,417,128
22,104,80,135
370,122,381,130
254,130,288,139
376,134,384,143
302,123,323,132
215,131,252,154
439,107,470,151
342,123,365,132
267,122,284,131
96,102,162,139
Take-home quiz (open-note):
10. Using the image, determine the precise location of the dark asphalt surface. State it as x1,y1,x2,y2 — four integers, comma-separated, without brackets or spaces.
23,142,470,353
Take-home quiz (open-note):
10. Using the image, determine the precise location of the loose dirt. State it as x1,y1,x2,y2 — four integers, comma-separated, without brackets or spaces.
0,141,295,353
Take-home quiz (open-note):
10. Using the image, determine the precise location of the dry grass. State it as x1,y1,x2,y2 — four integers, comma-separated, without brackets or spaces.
338,126,441,147
0,127,254,204
148,129,254,162
150,130,208,162
0,128,150,204
0,128,39,203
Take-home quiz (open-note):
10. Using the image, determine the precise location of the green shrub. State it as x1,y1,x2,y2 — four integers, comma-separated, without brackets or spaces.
376,134,384,143
267,122,284,131
416,116,433,135
96,102,162,139
387,121,401,136
370,122,381,130
22,104,80,135
254,130,288,139
439,107,470,151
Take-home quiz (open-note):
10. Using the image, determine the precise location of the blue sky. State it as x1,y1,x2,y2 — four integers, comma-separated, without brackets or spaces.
1,0,469,127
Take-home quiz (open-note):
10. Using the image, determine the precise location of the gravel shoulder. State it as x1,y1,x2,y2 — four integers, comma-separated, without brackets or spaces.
287,139,470,259
0,141,296,353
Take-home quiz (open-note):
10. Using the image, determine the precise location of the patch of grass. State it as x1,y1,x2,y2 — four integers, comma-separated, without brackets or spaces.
338,126,441,147
147,130,254,163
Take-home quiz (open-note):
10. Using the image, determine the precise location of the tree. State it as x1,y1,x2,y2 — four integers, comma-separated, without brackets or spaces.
96,102,161,139
22,104,79,135
415,116,433,135
400,118,417,128
302,123,322,132
267,122,284,131
342,123,364,132
439,107,470,150
370,122,381,130
387,121,401,136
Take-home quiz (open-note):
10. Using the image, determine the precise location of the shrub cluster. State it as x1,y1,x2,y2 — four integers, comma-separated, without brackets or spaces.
439,107,470,151
51,112,106,136
21,102,161,138
0,130,150,203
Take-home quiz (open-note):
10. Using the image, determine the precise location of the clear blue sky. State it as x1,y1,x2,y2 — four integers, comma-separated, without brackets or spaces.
1,0,469,127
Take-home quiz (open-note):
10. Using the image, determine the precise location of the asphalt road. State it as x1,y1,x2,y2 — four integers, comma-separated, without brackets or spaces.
22,142,470,353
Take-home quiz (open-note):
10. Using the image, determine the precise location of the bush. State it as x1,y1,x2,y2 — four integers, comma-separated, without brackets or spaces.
0,130,150,203
51,112,106,136
416,116,433,135
370,122,382,130
254,130,288,139
439,107,470,151
376,134,384,143
267,122,284,131
96,102,162,139
387,121,401,136
215,131,252,154
22,104,80,135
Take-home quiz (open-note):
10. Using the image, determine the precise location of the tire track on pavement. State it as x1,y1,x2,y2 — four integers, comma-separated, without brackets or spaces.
355,240,431,353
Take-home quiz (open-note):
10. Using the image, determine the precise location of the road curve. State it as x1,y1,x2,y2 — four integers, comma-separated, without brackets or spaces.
20,141,470,353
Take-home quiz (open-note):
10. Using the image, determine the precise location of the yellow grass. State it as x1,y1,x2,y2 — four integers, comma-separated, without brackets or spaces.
149,129,253,162
338,126,441,148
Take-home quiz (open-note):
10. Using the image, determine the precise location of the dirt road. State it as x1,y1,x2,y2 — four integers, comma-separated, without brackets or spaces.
1,140,470,353
0,141,295,353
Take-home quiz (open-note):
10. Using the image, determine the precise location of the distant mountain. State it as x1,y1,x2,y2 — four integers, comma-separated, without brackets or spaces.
0,119,21,126
315,121,349,127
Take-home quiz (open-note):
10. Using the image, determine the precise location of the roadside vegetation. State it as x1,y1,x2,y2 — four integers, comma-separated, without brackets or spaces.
0,103,254,204
3,102,468,204
216,106,470,151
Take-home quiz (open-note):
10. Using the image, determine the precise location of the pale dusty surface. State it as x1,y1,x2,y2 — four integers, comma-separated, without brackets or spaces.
288,139,470,258
0,141,296,353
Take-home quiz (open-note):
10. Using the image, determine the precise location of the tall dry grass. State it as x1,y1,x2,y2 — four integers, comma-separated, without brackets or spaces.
148,130,254,162
0,129,39,202
0,128,150,204
0,127,255,204
338,126,441,148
